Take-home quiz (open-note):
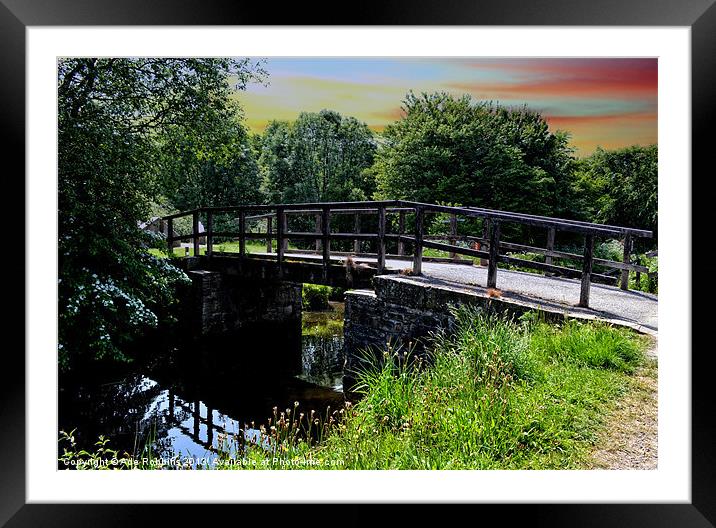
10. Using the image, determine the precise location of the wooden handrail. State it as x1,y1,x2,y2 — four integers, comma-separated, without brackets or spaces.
161,200,654,307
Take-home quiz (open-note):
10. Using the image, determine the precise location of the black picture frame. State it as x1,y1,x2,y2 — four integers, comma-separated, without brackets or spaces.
2,1,713,525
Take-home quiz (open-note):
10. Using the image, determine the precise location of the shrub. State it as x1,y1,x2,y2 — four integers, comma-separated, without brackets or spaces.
302,284,331,310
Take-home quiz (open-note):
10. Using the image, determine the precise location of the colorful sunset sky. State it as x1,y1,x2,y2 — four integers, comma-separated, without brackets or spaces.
231,58,657,157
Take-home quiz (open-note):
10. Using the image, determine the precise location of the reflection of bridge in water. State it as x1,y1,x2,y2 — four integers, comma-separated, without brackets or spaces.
168,391,229,454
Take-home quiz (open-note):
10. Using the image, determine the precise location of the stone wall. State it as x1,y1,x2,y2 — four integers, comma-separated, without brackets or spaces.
187,270,302,337
343,275,562,391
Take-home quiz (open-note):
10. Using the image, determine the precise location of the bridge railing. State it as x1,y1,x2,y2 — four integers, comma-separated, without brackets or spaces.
162,200,652,308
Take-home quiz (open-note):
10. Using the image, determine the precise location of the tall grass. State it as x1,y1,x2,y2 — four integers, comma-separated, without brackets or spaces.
60,307,649,470
211,306,648,469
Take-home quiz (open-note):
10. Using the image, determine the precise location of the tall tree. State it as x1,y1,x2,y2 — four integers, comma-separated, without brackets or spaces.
574,145,658,241
156,102,262,212
373,92,576,217
58,58,265,369
259,110,377,204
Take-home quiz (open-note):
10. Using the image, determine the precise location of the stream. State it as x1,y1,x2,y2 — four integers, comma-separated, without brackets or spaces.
58,302,346,466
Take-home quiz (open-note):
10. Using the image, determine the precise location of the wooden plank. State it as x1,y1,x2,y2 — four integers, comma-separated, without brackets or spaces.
497,254,616,284
238,209,246,258
545,227,555,267
353,212,361,254
620,233,632,290
421,239,489,259
192,211,200,257
276,207,285,277
449,213,457,259
315,212,322,252
635,255,642,289
430,237,647,273
281,209,288,253
266,216,273,253
465,205,653,238
398,210,405,256
400,201,631,237
166,217,174,256
377,205,386,274
205,231,277,240
578,234,595,308
206,211,213,255
481,218,490,266
487,220,501,288
284,207,412,215
322,206,331,282
413,206,424,275
163,208,200,220
282,232,378,240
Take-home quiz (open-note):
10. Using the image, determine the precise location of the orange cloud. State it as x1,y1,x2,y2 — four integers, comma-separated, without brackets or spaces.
454,58,657,99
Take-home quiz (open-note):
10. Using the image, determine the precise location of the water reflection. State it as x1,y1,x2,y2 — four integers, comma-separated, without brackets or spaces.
58,304,345,466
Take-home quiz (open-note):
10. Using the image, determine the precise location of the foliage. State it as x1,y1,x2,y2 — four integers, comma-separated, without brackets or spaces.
156,103,263,215
58,58,265,369
58,310,649,470
208,308,647,470
302,283,332,310
259,110,377,204
573,145,658,244
373,92,577,219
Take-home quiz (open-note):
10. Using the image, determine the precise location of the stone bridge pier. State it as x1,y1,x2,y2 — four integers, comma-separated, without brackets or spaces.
177,257,303,339
342,276,562,392
186,269,303,337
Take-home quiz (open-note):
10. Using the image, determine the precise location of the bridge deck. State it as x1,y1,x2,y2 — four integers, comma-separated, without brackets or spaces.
254,251,658,334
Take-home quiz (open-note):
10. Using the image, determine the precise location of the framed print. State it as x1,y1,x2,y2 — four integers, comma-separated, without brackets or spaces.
3,0,714,525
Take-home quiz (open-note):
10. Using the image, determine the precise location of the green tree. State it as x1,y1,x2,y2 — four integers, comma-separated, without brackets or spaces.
58,58,265,369
574,145,658,242
259,110,377,204
373,92,576,218
156,103,262,212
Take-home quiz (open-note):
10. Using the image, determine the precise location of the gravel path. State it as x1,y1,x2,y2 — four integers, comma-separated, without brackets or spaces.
416,260,658,332
589,342,659,470
260,252,658,334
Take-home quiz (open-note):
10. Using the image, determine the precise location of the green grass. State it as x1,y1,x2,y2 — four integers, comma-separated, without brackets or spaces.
148,240,297,258
214,307,648,470
302,302,344,338
59,307,649,470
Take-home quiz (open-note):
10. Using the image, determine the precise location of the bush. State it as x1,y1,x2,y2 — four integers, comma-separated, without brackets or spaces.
302,284,331,310
530,319,643,373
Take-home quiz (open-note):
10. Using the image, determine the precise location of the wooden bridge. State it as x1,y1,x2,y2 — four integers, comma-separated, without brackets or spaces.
161,200,653,310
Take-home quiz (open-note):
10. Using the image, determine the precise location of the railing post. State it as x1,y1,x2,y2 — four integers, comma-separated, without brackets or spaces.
322,206,331,282
377,205,386,274
281,209,288,254
166,217,174,257
620,233,632,290
413,206,424,275
192,211,200,257
315,213,323,252
578,234,595,307
266,216,273,253
487,220,500,289
206,211,213,256
276,207,285,277
239,209,246,258
635,254,642,289
397,210,405,256
353,212,361,254
449,213,457,259
545,227,556,267
480,218,490,266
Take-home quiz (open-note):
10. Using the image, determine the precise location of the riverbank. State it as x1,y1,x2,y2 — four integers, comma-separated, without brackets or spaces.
59,307,654,470
215,306,653,469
